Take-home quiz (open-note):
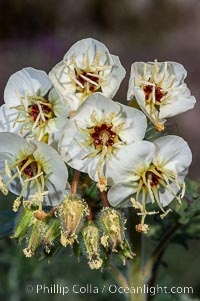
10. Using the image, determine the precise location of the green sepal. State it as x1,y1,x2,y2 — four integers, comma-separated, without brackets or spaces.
43,218,61,246
12,207,34,242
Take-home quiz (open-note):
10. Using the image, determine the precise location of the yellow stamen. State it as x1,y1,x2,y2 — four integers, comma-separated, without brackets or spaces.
80,74,99,86
0,174,8,195
5,160,11,178
23,172,44,183
13,197,21,212
97,177,107,192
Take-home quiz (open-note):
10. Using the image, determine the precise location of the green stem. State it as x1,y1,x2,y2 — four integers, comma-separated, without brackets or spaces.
144,221,181,282
127,208,147,301
108,263,129,289
146,248,166,301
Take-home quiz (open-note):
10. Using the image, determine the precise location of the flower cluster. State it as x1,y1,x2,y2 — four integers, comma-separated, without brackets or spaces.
127,61,195,131
0,38,196,268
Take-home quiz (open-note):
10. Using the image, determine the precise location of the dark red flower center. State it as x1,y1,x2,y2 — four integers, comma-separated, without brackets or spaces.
20,159,38,178
28,103,52,122
146,171,160,187
90,123,117,147
144,85,165,103
76,71,100,92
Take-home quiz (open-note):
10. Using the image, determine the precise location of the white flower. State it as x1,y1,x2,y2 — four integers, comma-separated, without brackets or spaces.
127,61,196,131
49,38,126,112
59,93,147,191
0,68,68,142
0,132,68,208
107,135,192,221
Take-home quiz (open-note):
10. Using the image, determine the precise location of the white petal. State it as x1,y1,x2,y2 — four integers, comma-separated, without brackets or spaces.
45,117,67,134
72,93,121,125
127,62,143,100
127,62,155,101
162,61,187,86
159,186,177,207
87,155,103,182
4,67,52,106
32,141,68,191
0,132,33,158
0,104,21,134
63,38,112,68
116,103,147,143
159,170,187,207
107,183,135,208
153,135,192,174
49,61,75,97
134,87,146,108
58,120,92,173
159,88,196,119
105,141,155,184
7,177,22,196
48,88,69,117
62,93,80,112
101,55,126,99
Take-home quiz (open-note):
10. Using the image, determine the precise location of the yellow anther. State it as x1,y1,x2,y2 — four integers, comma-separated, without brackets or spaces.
0,174,8,195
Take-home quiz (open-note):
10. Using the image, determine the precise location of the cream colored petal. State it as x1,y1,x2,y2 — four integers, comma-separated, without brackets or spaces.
107,183,135,208
4,67,52,106
153,135,192,175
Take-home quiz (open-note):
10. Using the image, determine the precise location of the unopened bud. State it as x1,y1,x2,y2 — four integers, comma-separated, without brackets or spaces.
11,208,34,242
82,221,103,270
58,194,88,247
23,217,48,257
99,208,124,252
118,239,135,265
42,219,61,254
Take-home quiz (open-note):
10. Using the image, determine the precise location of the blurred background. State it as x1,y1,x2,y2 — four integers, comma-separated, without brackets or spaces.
0,0,199,300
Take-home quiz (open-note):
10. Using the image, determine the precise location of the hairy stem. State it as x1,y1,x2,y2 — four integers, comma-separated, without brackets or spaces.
99,191,109,207
127,208,147,301
71,170,81,195
86,203,93,221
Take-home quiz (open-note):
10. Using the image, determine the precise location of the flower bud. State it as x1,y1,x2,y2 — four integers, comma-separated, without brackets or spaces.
58,194,88,247
11,208,34,242
23,218,48,257
99,208,125,252
42,219,61,254
82,221,103,270
118,239,135,265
